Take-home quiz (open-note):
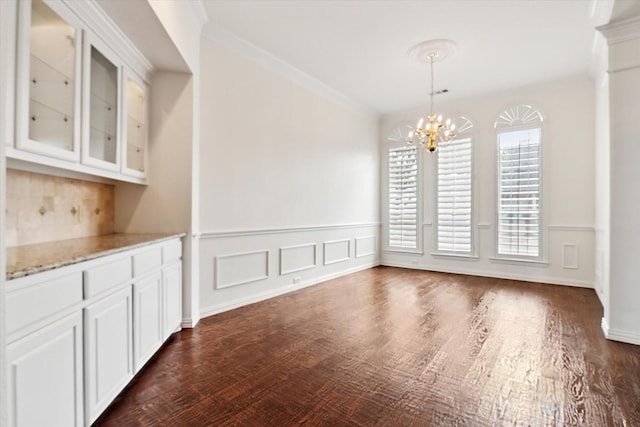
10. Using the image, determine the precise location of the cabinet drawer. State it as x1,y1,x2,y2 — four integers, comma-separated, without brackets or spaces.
84,257,132,299
162,239,182,264
133,246,162,277
7,272,83,336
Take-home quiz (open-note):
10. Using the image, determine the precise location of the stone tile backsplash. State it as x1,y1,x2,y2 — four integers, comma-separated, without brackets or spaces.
6,169,115,247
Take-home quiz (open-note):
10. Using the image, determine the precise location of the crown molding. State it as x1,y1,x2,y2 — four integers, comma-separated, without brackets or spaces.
186,0,209,30
589,0,615,27
597,15,640,45
66,0,155,83
202,23,378,119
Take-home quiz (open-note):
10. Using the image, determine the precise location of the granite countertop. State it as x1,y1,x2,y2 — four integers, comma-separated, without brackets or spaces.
6,233,186,280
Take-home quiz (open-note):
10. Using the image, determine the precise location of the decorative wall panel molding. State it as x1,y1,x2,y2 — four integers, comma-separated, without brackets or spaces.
355,236,376,258
214,250,269,289
280,243,317,275
562,244,579,269
323,239,351,265
200,222,380,239
201,262,378,319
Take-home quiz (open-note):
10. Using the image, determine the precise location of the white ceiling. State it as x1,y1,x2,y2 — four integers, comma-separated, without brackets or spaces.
201,0,606,115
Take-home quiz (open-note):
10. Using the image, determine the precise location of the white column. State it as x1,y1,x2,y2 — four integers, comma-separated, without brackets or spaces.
599,16,640,345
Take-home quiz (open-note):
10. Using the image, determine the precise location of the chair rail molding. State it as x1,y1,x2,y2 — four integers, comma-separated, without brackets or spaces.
199,222,380,239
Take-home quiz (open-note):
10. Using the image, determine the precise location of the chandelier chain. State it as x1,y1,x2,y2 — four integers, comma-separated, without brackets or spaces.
430,56,434,116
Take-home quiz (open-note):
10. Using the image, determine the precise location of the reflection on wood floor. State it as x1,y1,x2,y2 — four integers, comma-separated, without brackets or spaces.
95,266,640,426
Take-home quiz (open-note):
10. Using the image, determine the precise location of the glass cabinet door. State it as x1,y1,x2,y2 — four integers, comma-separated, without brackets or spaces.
82,36,121,171
122,74,147,177
15,0,82,160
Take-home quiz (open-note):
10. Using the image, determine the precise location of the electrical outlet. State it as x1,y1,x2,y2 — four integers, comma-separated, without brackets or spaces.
293,277,301,284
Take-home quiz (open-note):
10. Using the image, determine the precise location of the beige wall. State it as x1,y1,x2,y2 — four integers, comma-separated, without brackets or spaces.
197,37,380,316
199,39,379,230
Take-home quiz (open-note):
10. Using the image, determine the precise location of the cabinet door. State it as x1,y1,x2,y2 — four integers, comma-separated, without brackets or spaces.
7,312,83,427
121,70,148,178
82,33,121,172
163,261,182,339
133,271,163,372
84,286,133,425
15,0,82,161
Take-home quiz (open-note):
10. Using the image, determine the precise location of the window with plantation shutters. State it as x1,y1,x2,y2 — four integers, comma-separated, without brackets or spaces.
497,127,541,257
494,104,543,258
437,137,472,253
388,145,418,250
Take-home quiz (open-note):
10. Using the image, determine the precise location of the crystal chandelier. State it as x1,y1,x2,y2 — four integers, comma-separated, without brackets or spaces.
407,40,456,152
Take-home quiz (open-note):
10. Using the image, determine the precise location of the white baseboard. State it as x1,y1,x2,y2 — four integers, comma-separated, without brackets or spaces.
200,261,380,319
602,317,640,345
181,317,199,329
381,261,595,289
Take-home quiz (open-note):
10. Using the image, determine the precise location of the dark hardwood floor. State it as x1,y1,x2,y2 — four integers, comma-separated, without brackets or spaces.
94,266,640,426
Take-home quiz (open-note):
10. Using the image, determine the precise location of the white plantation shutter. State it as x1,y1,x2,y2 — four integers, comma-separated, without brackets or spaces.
437,137,472,252
388,146,418,249
497,128,541,257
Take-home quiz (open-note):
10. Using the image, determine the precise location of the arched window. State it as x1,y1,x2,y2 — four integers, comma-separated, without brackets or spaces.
385,122,421,252
436,116,474,254
494,104,543,258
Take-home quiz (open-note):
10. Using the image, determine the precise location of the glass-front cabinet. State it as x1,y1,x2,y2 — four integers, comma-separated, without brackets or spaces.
15,0,82,161
122,73,148,178
82,37,121,172
11,0,151,184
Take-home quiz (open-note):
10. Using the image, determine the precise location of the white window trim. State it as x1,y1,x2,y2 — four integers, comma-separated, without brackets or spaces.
432,116,477,258
431,252,480,260
494,122,545,262
384,138,423,254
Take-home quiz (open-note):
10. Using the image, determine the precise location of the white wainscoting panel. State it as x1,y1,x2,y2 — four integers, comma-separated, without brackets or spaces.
199,223,380,319
214,250,269,289
382,224,595,288
562,244,578,269
280,243,317,275
323,239,351,265
355,236,376,258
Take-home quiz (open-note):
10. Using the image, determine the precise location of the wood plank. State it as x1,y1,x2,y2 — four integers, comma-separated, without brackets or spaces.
94,267,640,426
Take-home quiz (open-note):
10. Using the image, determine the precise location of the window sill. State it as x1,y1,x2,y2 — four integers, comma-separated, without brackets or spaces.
431,252,479,260
384,248,424,255
489,256,548,266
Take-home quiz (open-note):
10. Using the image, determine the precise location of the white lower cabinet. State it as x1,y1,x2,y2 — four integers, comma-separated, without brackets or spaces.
7,312,84,427
84,285,134,425
163,261,182,340
7,237,183,427
133,271,163,372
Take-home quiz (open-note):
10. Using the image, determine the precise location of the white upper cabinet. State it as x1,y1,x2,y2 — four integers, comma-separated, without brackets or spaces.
15,0,82,161
121,71,148,178
11,0,153,184
82,35,121,172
